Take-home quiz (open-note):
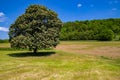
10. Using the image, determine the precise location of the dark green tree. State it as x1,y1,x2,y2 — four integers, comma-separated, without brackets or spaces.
9,5,62,53
98,29,114,41
60,18,120,41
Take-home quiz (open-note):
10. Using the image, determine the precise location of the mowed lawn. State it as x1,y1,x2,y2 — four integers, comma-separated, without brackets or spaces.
0,41,120,80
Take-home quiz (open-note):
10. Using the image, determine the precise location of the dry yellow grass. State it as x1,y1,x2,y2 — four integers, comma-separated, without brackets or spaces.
0,41,120,80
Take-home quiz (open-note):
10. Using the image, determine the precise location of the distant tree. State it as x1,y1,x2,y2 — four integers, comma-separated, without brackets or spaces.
0,39,9,43
60,18,120,41
9,5,62,53
98,29,114,41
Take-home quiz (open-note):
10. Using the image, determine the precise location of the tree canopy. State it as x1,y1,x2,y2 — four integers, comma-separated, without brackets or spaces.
60,18,120,41
9,4,62,53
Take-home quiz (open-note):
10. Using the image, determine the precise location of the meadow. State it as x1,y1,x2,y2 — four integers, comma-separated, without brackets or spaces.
0,41,120,80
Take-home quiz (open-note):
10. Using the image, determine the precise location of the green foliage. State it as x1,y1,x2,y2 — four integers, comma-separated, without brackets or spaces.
9,4,62,53
0,39,9,43
60,18,120,41
98,29,114,41
10,35,28,49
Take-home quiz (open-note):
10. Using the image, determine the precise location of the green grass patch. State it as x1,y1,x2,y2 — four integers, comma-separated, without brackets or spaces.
0,41,120,80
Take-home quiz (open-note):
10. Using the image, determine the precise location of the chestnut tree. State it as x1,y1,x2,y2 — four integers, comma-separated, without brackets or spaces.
9,5,62,53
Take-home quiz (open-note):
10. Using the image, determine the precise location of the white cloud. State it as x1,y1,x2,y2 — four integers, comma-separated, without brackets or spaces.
0,27,9,32
0,12,6,22
77,3,82,8
0,12,5,17
112,8,117,11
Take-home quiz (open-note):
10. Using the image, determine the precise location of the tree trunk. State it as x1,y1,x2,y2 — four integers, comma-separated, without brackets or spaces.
33,48,37,53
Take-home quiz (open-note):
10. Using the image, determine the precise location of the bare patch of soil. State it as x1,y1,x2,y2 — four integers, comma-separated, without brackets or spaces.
55,44,120,58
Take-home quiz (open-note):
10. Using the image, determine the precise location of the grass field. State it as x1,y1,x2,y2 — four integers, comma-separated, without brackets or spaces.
0,41,120,80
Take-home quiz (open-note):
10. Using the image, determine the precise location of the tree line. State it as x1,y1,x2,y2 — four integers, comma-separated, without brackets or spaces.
60,18,120,41
0,39,9,43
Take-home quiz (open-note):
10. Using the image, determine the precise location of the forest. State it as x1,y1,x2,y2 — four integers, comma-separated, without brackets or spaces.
60,18,120,41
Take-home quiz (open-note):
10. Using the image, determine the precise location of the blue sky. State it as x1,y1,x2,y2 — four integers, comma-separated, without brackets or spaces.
0,0,120,39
